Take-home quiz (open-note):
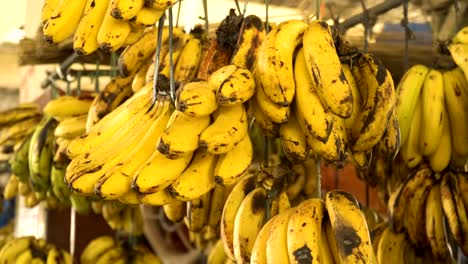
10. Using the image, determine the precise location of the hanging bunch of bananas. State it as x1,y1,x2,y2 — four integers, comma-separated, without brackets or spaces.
5,95,96,211
254,20,398,168
90,200,144,234
385,165,468,262
394,61,467,173
0,236,71,264
41,0,180,55
80,235,161,264
0,103,42,167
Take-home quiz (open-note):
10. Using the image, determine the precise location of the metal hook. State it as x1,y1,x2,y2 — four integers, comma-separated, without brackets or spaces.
265,0,270,33
168,7,176,103
401,0,414,71
234,0,242,16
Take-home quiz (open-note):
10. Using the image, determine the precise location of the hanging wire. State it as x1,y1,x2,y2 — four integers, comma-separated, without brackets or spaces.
326,3,340,26
94,60,100,93
76,70,82,96
234,0,242,15
110,52,118,78
168,7,176,103
315,0,321,20
202,0,209,33
360,0,370,53
265,0,270,33
401,0,414,71
152,14,167,104
242,0,249,16
176,0,182,27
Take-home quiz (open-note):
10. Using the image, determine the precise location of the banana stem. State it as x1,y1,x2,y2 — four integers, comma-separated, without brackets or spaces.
152,14,167,104
168,8,176,103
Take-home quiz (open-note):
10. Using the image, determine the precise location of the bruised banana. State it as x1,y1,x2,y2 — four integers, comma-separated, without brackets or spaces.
209,65,255,106
199,104,248,154
279,112,307,163
186,192,211,232
97,1,131,52
176,81,218,117
254,73,290,124
266,209,295,264
230,15,265,71
174,36,204,83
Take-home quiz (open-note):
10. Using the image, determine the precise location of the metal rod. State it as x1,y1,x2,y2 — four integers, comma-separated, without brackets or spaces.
69,208,76,263
202,0,209,33
316,154,321,198
234,0,242,15
265,0,270,33
337,0,401,33
242,0,249,16
360,0,370,53
152,14,167,104
41,53,80,89
110,52,118,78
315,0,321,20
176,0,182,27
402,0,410,70
95,60,100,93
168,7,176,103
76,71,81,96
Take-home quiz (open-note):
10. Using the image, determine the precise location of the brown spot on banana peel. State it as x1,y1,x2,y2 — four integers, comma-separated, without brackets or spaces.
251,191,267,213
293,245,313,263
334,223,363,258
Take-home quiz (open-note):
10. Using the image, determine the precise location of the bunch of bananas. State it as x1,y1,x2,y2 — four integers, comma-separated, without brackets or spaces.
5,95,96,210
90,200,144,234
0,103,42,166
41,0,179,55
386,166,468,261
395,62,467,172
254,20,397,167
80,235,161,264
0,236,71,264
219,189,377,264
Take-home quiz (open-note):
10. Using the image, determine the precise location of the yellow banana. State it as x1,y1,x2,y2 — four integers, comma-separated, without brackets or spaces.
254,73,290,124
208,185,228,229
400,97,423,168
448,43,468,81
80,235,116,263
41,0,60,24
294,48,333,142
214,134,253,186
42,0,88,43
303,20,353,118
375,109,401,161
130,7,164,27
394,64,428,145
110,0,144,20
208,239,228,264
285,164,306,201
168,151,217,201
251,95,280,137
139,189,176,205
44,95,93,120
250,214,277,264
55,115,87,139
231,15,265,71
376,227,408,264
175,81,218,117
97,2,131,52
210,65,255,106
279,110,308,162
286,199,324,264
266,209,294,264
186,192,211,232
429,106,451,172
174,37,204,83
163,200,186,222
342,63,362,133
123,24,146,45
157,110,211,159
199,104,248,154
420,68,445,155
453,26,468,43
73,0,110,55
132,60,152,92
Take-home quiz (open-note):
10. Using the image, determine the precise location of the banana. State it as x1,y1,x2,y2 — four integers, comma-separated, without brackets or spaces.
199,104,248,154
0,117,41,145
425,184,452,261
325,190,377,264
174,36,204,83
41,0,60,24
95,246,126,264
8,133,30,180
29,117,58,193
403,168,434,246
443,68,468,157
175,81,218,117
294,48,334,143
221,174,257,260
81,236,116,264
163,200,186,222
94,101,173,199
214,134,253,186
448,44,468,80
394,64,428,145
130,7,164,27
286,199,324,264
208,185,228,230
97,2,131,52
350,54,395,151
186,191,211,232
16,249,33,264
44,96,93,120
265,209,294,264
444,172,468,255
157,110,211,159
18,181,31,196
208,239,228,264
400,97,423,168
3,174,19,200
0,105,40,127
458,173,468,212
55,115,87,139
139,189,176,205
231,15,265,71
118,27,169,77
86,76,134,131
66,86,152,159
351,149,373,171
168,151,217,201
279,111,308,162
420,68,445,156
73,0,111,55
376,227,408,264
251,95,280,137
110,0,144,20
132,60,152,92
0,236,35,264
303,20,353,118
124,24,146,45
196,37,234,81
440,172,462,245
209,65,255,106
233,187,267,264
453,26,468,43
254,73,290,124
42,0,88,43
148,0,177,10
132,150,193,194
285,164,306,201
51,162,71,205
374,108,401,162
132,250,161,264
46,247,68,264
342,63,362,133
429,106,451,172
250,214,277,264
